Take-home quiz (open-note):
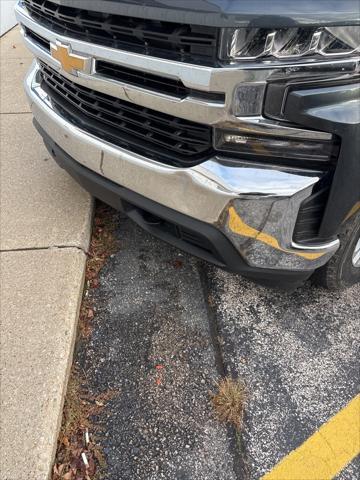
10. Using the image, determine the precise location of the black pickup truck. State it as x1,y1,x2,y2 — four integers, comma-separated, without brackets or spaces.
16,0,360,289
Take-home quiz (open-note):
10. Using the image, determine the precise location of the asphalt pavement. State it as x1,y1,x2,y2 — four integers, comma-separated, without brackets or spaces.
75,209,359,480
204,265,359,479
76,213,238,480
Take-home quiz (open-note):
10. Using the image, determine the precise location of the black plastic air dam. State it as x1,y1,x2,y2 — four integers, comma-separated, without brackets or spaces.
34,120,313,290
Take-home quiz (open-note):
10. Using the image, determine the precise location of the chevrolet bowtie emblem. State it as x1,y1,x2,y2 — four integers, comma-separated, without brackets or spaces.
50,41,91,75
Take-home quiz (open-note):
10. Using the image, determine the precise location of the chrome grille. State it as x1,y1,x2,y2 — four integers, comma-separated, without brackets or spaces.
39,62,213,167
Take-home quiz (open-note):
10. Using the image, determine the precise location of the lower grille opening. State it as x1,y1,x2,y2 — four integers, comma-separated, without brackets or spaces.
38,62,213,167
127,205,220,260
293,184,332,243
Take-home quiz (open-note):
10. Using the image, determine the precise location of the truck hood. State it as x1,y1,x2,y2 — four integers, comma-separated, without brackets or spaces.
44,0,359,28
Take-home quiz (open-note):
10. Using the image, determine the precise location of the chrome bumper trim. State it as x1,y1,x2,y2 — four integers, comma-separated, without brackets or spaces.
25,61,339,271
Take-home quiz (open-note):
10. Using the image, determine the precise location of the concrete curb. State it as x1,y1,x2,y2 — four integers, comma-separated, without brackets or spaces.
0,248,89,480
0,27,94,480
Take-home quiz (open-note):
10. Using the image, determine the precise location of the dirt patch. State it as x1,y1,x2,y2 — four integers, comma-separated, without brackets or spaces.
79,203,119,339
52,202,119,480
52,369,116,480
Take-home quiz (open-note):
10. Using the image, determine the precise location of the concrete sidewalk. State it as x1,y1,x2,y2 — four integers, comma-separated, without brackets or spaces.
0,27,93,480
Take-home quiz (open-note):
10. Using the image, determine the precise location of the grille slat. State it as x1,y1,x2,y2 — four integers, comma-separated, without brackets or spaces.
23,0,218,64
96,61,225,101
39,63,213,166
42,70,208,144
97,62,188,98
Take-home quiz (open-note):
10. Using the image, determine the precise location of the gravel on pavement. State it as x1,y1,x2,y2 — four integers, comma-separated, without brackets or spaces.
75,214,239,480
74,207,359,479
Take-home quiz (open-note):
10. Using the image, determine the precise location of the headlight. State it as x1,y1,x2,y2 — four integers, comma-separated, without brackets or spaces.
220,26,360,60
214,130,339,165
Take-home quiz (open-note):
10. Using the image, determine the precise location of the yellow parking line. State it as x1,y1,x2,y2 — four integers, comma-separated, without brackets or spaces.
228,207,324,260
344,201,360,222
261,394,360,480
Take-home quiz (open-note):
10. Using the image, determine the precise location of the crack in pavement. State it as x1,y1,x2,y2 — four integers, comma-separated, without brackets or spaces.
198,263,251,480
74,215,238,480
0,244,88,253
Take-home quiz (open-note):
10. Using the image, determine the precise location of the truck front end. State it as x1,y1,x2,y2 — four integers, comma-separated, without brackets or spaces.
16,0,360,288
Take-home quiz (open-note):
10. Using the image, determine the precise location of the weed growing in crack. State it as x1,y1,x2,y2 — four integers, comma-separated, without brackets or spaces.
211,377,248,431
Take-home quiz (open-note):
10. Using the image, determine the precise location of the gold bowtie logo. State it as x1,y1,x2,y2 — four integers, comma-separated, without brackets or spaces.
50,41,91,75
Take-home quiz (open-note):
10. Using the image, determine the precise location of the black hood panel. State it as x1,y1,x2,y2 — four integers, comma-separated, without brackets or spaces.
41,0,360,28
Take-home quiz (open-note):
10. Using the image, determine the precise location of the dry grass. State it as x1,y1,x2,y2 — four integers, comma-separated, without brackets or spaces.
211,377,248,431
53,368,116,480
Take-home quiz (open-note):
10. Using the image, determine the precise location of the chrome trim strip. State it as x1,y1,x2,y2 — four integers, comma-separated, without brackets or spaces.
352,237,360,267
222,116,333,141
291,239,340,251
25,61,339,270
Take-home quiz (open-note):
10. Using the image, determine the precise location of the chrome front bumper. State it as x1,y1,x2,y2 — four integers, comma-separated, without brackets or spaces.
25,61,339,271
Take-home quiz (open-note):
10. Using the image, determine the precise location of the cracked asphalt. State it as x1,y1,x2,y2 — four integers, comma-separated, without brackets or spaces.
204,267,359,479
75,209,359,479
